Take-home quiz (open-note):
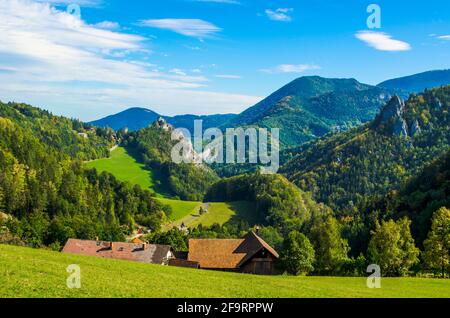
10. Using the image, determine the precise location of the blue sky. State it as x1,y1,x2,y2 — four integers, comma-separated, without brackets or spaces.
0,0,448,121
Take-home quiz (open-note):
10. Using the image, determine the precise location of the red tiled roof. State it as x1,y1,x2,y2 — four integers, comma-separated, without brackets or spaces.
62,239,172,265
187,232,279,269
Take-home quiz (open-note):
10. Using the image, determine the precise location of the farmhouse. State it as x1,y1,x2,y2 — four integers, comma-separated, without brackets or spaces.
187,231,279,275
62,239,174,265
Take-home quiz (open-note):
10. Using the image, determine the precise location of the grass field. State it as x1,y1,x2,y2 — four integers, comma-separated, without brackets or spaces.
158,198,202,221
84,147,256,228
1,244,449,298
168,201,259,229
84,147,203,222
85,146,158,191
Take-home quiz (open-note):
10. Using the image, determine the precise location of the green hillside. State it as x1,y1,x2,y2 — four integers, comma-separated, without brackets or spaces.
83,146,254,228
84,147,201,221
123,122,219,201
280,85,450,257
159,198,202,221
282,86,449,214
1,244,449,298
166,201,259,229
85,146,160,192
224,76,397,147
0,102,166,246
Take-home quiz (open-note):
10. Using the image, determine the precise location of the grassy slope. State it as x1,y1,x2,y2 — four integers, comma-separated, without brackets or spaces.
1,244,449,298
158,198,202,221
84,147,200,221
85,146,156,191
84,147,256,227
171,202,259,228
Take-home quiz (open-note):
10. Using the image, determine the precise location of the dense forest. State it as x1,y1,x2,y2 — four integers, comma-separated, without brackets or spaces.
281,86,449,217
0,101,168,248
379,149,450,246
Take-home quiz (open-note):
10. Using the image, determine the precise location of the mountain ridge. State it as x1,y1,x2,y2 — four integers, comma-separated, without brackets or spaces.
222,75,397,147
89,107,237,132
90,70,450,149
377,69,450,92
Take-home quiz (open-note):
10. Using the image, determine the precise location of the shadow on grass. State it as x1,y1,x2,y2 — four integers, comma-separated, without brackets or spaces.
123,146,174,198
225,201,263,226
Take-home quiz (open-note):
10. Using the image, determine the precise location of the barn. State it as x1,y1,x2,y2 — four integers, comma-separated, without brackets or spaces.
187,232,279,275
62,239,174,265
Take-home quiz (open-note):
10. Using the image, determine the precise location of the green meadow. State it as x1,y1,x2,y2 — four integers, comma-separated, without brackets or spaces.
84,147,256,228
85,146,158,191
168,201,259,229
1,244,449,298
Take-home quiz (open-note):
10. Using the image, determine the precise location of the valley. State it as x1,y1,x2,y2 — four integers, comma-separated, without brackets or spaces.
1,72,449,293
84,146,258,229
1,0,450,302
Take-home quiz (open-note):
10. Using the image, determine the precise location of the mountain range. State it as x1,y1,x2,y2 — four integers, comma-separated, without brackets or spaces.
90,69,450,148
90,108,237,133
378,69,450,93
281,85,449,215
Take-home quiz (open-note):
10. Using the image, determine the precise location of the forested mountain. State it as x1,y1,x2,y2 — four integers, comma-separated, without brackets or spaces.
205,173,331,233
90,107,237,132
377,149,450,246
121,118,219,201
0,101,168,248
0,101,116,160
90,107,160,132
223,76,396,147
378,69,450,93
281,85,449,218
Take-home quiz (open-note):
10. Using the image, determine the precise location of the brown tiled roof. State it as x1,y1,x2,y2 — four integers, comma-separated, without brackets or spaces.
130,237,144,244
188,232,279,269
62,239,172,265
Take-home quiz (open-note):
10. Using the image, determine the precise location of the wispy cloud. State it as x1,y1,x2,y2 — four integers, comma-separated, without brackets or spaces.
265,8,293,22
215,74,241,79
138,19,221,38
429,34,450,41
94,21,120,30
260,64,320,74
355,31,411,51
0,0,260,119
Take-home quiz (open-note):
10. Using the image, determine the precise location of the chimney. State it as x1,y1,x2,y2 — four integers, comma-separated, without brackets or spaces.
110,241,114,250
255,225,261,235
142,243,146,250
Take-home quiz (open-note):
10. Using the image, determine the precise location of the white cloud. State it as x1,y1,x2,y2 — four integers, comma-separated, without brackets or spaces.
265,8,293,22
437,35,450,40
138,19,221,38
0,0,260,120
94,21,120,30
215,74,241,79
169,68,187,76
260,64,320,74
355,31,411,51
186,45,201,50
